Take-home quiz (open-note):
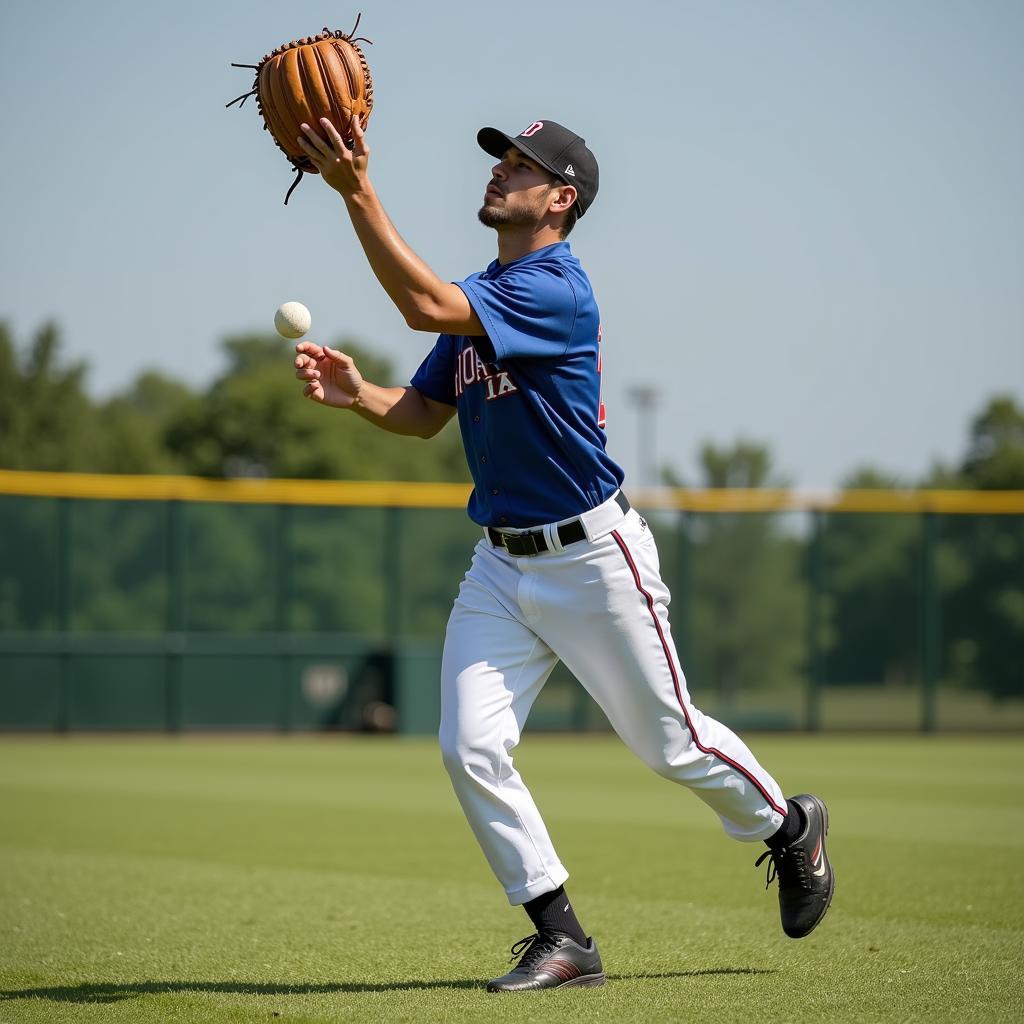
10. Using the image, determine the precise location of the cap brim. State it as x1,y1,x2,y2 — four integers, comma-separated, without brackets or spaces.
477,127,516,160
476,127,568,186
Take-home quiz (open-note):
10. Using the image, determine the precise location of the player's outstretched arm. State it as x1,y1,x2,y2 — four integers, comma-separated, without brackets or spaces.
296,119,484,336
294,342,454,438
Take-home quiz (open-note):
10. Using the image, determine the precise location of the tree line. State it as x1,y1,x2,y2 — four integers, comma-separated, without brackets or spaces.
1,321,1021,702
0,321,468,482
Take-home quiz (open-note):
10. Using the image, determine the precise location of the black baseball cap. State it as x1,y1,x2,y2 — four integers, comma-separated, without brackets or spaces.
477,120,599,217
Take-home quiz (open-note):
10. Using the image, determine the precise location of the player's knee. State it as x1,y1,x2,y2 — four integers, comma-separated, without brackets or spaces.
438,724,501,786
636,749,678,780
438,725,461,776
437,719,469,776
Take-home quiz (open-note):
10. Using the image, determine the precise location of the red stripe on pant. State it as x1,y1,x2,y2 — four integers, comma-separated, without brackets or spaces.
610,530,789,819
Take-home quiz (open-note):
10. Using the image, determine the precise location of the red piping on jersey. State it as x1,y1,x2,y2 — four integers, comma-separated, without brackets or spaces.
610,529,788,819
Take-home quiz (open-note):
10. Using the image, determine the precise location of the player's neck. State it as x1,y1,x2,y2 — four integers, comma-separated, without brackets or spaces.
495,224,564,265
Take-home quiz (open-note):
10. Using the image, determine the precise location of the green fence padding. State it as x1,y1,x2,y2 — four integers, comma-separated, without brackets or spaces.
67,656,166,729
0,655,61,728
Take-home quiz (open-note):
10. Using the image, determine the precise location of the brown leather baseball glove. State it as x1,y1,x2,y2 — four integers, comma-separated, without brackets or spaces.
227,16,373,204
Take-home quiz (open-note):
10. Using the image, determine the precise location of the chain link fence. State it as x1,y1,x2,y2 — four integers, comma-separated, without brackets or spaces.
1,471,1022,733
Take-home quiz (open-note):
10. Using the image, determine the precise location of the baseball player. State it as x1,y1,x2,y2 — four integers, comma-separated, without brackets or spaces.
293,115,834,992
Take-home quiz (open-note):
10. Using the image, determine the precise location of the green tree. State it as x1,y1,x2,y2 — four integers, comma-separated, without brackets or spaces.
153,334,472,638
962,395,1024,490
164,334,468,482
0,323,476,641
820,467,921,686
686,440,806,707
0,323,193,475
92,372,197,475
819,397,1024,700
0,323,470,483
0,321,98,471
945,395,1024,699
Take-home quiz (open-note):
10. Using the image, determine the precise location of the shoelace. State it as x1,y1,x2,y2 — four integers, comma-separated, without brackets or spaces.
755,845,811,891
508,933,560,967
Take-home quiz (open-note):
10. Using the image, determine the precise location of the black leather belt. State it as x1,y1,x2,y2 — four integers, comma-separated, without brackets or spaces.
487,492,630,556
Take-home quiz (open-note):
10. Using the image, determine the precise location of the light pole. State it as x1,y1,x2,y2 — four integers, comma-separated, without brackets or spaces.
626,385,660,487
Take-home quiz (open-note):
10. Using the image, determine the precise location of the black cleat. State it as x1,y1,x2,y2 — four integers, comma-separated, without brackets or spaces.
756,793,835,938
486,931,606,992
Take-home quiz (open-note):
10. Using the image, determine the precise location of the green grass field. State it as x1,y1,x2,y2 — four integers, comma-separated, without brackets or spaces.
1,735,1022,1023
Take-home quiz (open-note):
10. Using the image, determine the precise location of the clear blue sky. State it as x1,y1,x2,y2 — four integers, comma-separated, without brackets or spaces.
1,0,1021,487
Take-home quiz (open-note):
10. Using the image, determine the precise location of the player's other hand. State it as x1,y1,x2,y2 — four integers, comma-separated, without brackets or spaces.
294,342,364,408
297,117,369,197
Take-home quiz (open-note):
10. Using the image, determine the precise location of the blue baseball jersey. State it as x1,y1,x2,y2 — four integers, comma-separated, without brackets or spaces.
410,241,624,528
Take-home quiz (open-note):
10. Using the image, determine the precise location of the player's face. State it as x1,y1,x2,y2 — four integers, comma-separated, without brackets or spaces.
478,148,562,229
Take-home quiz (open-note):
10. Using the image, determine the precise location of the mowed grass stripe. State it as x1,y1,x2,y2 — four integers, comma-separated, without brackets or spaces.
4,736,1022,836
2,839,1021,1022
1,736,1023,1023
2,840,1020,944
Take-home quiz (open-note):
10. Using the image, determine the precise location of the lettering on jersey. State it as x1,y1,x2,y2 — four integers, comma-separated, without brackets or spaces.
454,345,519,402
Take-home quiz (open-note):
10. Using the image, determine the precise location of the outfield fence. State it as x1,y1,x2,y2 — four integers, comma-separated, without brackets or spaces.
1,470,1022,734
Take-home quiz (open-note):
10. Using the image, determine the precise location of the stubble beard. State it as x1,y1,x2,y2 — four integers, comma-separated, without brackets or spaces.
477,192,548,231
477,203,534,230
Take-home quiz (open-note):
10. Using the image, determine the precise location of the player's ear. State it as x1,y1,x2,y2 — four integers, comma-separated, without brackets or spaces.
549,184,577,215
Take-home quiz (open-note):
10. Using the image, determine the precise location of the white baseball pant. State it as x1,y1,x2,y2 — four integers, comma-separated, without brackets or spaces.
438,492,787,905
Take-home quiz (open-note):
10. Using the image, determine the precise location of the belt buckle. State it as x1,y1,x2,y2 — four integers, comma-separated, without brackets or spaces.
519,531,545,556
495,528,546,556
505,530,544,556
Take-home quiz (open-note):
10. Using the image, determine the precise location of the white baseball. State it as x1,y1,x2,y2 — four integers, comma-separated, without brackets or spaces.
274,301,312,340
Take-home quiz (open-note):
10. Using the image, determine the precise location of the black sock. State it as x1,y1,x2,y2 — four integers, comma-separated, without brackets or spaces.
523,885,588,946
765,799,807,850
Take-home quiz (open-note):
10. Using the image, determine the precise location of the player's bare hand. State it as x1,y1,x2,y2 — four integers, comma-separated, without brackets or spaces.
297,117,369,197
294,342,363,408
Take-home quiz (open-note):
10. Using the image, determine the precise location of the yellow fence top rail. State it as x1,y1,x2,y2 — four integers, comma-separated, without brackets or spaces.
0,470,1022,514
